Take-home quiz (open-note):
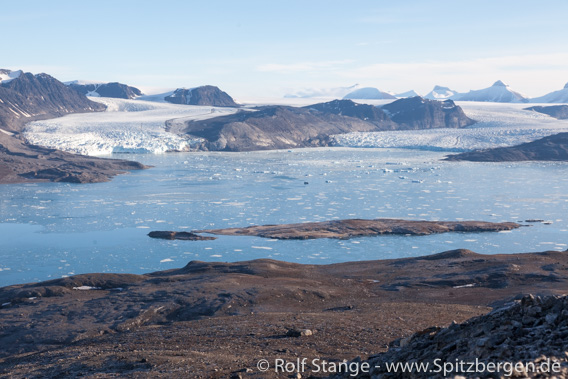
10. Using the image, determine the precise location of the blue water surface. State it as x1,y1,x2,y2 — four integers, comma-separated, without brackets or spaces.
1,148,567,286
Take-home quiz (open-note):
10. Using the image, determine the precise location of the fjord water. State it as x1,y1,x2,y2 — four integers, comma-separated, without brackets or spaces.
1,148,567,287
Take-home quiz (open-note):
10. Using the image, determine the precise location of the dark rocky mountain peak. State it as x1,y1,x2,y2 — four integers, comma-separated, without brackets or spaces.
381,96,475,129
67,81,143,99
492,80,507,87
0,71,106,133
164,85,237,107
0,71,146,184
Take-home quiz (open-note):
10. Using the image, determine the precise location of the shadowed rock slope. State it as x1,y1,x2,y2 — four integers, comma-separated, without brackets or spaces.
332,295,568,378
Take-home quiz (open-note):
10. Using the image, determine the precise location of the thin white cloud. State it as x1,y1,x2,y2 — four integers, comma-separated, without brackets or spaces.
257,60,354,74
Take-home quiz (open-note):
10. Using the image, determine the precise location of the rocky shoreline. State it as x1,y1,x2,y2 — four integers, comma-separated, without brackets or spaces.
1,248,567,377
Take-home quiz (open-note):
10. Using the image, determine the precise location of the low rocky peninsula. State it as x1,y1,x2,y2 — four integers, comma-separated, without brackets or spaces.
149,218,521,241
445,132,568,162
2,247,566,378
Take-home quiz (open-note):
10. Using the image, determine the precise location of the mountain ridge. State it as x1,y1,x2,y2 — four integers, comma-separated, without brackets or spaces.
170,97,475,151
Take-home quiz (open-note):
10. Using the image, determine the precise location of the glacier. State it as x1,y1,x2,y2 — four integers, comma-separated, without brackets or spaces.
23,97,239,156
332,102,568,151
22,96,568,156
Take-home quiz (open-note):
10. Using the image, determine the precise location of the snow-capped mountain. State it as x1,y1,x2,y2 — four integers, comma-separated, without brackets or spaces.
395,90,421,98
424,85,459,100
0,69,23,84
66,81,143,99
343,87,396,100
453,81,529,103
530,83,568,103
284,84,360,98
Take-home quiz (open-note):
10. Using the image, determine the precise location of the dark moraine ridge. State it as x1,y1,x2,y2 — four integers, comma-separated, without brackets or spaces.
150,218,521,240
1,248,567,377
446,132,568,162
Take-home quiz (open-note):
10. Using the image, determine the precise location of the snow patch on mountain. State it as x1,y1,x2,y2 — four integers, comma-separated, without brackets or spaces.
453,81,529,103
23,98,239,156
0,69,23,84
332,102,568,151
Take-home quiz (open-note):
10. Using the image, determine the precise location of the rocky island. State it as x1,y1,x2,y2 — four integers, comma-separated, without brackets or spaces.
149,218,521,241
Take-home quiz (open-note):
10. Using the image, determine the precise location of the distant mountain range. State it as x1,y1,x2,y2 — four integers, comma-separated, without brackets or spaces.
452,80,529,103
316,81,568,104
168,97,474,151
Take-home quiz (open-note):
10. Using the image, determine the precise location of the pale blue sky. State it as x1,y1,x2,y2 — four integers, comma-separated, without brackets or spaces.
3,0,568,99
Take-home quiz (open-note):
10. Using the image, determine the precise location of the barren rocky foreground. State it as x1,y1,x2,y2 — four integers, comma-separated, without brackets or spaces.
1,248,567,378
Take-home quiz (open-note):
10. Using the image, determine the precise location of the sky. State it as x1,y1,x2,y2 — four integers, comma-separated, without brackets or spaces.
2,0,568,100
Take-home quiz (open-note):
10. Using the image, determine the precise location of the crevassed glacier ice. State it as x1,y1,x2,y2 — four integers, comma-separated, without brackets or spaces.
23,97,239,156
333,102,568,151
